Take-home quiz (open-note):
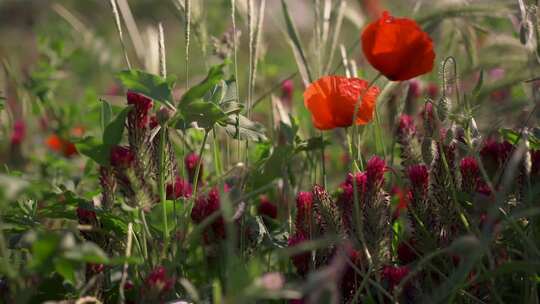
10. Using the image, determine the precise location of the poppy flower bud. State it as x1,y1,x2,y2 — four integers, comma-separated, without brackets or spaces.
127,91,153,129
304,76,380,130
362,11,435,81
421,137,435,165
110,146,135,169
10,120,26,145
184,152,203,184
257,195,278,219
166,176,192,200
407,164,429,196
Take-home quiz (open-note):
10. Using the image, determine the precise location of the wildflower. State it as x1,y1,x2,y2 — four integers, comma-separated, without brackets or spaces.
361,11,435,81
303,75,380,130
149,115,159,129
381,265,410,291
396,114,416,142
288,231,310,276
425,83,439,99
407,164,429,197
397,239,418,264
191,188,226,241
391,187,411,219
127,91,153,129
143,266,174,298
460,157,479,192
76,206,97,225
10,120,25,145
110,146,135,169
281,79,294,108
366,156,386,189
257,195,278,219
185,152,203,184
87,263,104,274
295,191,313,233
166,176,192,200
46,134,78,157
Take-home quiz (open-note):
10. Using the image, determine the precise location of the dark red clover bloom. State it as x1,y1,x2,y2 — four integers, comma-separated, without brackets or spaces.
10,120,26,145
381,265,411,291
110,146,135,169
166,176,192,200
258,195,278,219
127,91,153,129
366,156,386,188
407,164,429,196
362,11,435,81
144,266,174,295
185,152,202,184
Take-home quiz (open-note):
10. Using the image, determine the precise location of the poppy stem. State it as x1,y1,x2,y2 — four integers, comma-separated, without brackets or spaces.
321,131,327,188
351,73,382,169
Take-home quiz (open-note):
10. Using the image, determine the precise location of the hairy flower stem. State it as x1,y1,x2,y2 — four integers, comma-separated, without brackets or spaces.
192,130,209,198
158,126,169,259
351,73,382,168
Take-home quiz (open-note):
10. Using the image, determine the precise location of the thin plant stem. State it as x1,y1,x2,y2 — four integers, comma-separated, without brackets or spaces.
158,126,169,258
192,130,209,198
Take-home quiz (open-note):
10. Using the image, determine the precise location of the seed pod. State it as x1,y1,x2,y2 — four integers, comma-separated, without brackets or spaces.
422,137,436,165
437,96,450,122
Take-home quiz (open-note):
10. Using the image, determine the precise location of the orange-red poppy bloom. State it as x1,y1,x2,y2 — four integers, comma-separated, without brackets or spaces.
46,134,78,157
304,76,380,130
361,11,435,81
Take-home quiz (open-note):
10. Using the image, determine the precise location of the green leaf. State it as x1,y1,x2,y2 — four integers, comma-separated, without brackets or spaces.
100,99,113,132
30,233,61,271
63,242,109,264
54,258,78,285
75,137,111,166
224,115,267,142
295,136,331,152
103,106,131,146
180,62,228,105
147,200,180,235
176,100,228,130
117,69,176,105
499,128,520,145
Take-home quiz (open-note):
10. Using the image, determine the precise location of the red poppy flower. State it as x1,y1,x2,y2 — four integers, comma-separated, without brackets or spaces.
46,134,78,157
362,11,435,81
304,76,380,130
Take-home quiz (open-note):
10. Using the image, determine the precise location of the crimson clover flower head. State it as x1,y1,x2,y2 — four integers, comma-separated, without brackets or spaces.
10,120,26,145
166,176,192,200
185,152,202,184
77,206,97,224
381,265,410,290
397,114,416,139
258,195,278,219
110,146,135,169
288,231,310,276
144,266,174,295
366,156,386,187
127,91,153,129
407,164,429,192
